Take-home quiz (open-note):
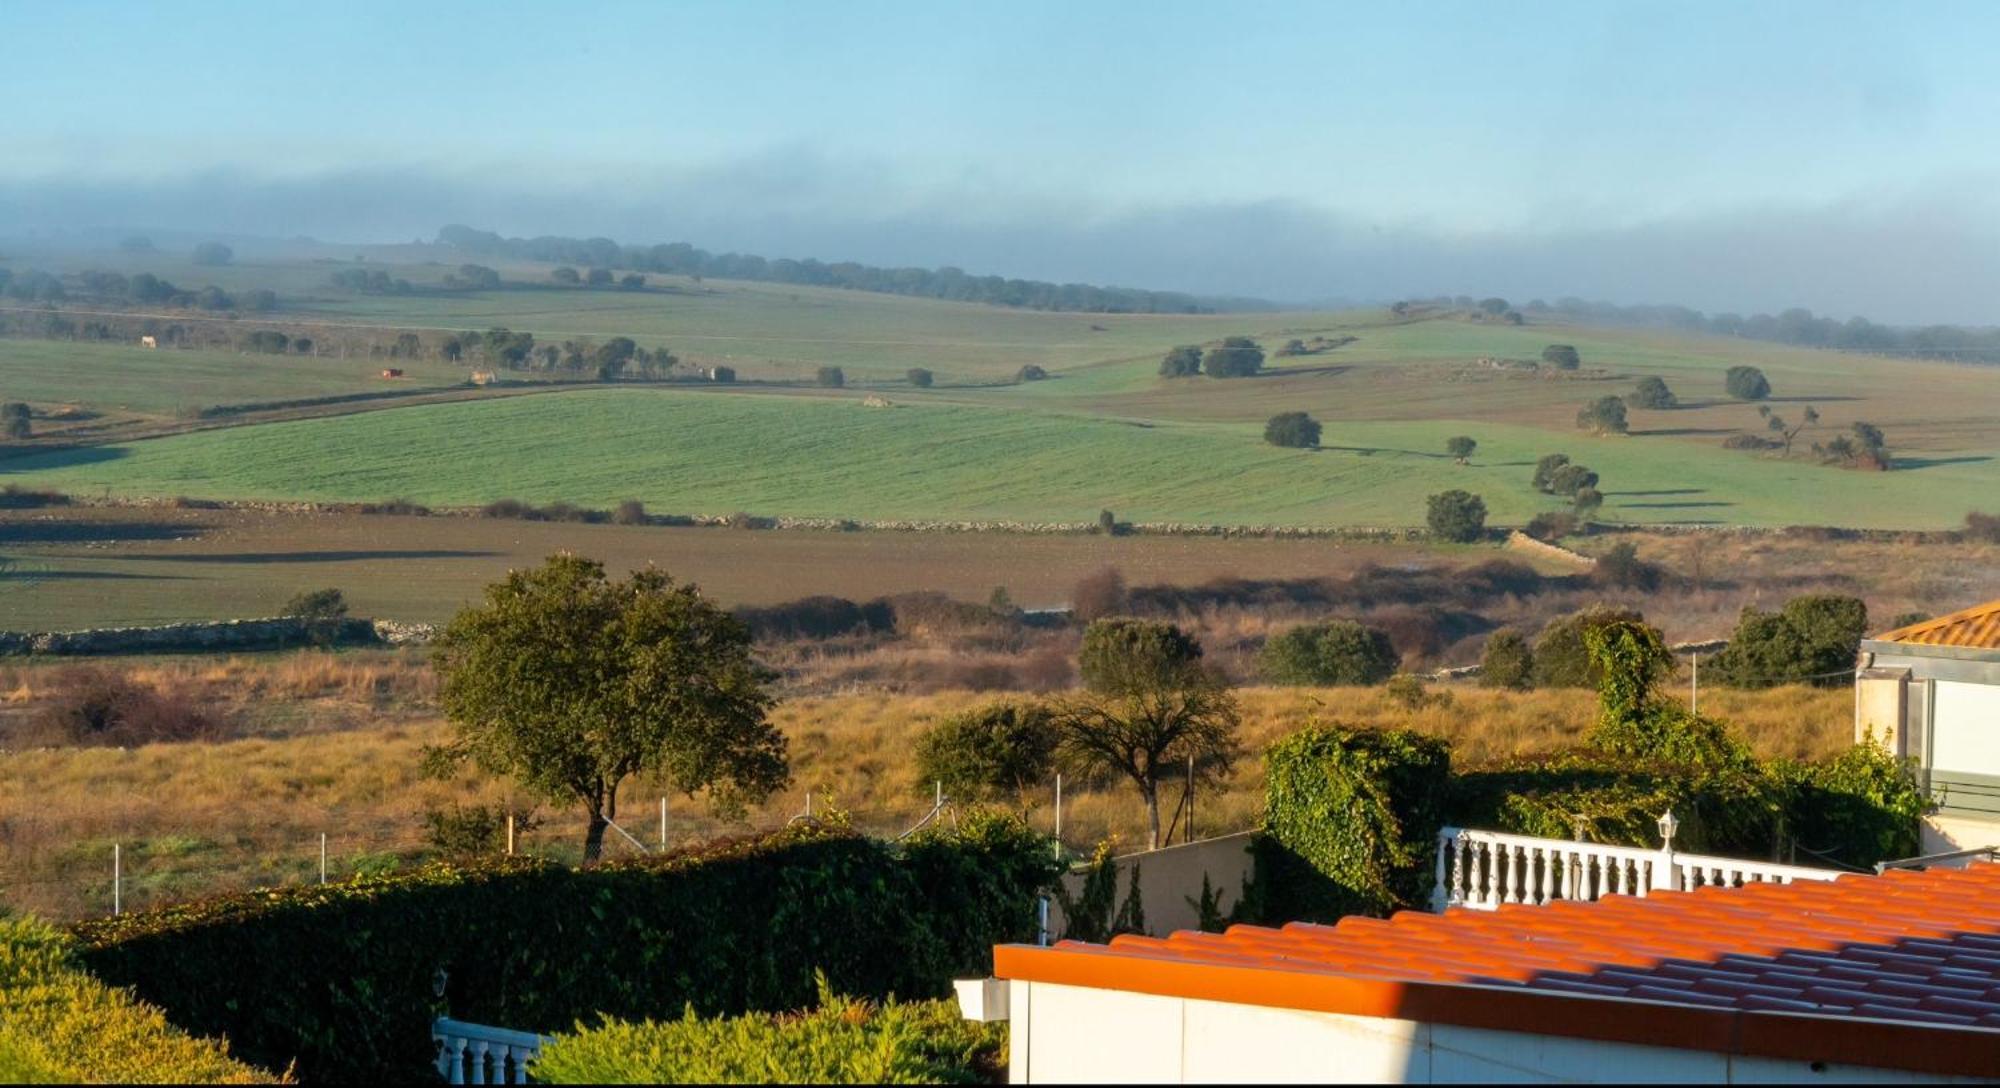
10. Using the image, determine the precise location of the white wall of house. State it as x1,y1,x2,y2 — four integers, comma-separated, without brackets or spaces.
1048,831,1257,938
1933,681,2000,774
1004,981,1975,1084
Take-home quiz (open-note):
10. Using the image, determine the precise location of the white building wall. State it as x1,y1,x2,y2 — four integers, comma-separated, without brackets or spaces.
1009,981,1976,1084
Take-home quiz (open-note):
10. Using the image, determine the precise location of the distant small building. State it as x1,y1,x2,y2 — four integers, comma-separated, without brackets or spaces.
470,370,498,386
139,335,157,349
380,368,404,379
1857,599,2000,852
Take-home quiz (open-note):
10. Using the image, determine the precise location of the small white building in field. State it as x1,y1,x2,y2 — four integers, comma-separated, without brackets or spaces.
974,862,2000,1083
1857,600,2000,853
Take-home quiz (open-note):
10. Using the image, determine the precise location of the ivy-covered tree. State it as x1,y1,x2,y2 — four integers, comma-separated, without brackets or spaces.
429,554,789,861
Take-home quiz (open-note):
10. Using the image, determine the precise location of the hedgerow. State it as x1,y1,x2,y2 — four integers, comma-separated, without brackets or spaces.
0,917,277,1084
72,814,1058,1082
534,975,1003,1085
1259,723,1452,921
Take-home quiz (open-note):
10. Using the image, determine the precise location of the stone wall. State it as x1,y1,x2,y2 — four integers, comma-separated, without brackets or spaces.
0,617,434,656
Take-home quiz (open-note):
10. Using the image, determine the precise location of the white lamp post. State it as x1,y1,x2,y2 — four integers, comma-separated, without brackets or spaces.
1656,810,1681,894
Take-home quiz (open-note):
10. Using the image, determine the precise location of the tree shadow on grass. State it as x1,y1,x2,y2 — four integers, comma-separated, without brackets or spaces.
0,445,129,472
0,569,190,582
1619,500,1736,510
1895,455,1993,470
0,522,205,543
1635,427,1739,437
1608,488,1706,497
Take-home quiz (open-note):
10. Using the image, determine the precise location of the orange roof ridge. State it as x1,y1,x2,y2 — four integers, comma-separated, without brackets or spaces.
1873,596,2000,648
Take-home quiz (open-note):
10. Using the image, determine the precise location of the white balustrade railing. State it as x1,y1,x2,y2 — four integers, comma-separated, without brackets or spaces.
1432,827,1842,912
433,1017,545,1085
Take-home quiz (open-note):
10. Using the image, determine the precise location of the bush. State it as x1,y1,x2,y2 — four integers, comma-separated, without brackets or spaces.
613,499,648,525
1629,375,1677,409
1015,364,1048,382
1531,606,1653,689
421,802,540,857
710,365,737,383
906,367,933,388
816,366,845,388
1709,594,1868,689
1259,724,1452,920
1201,336,1264,378
1964,511,2000,543
0,917,274,1084
1593,541,1661,590
1262,411,1321,449
1576,395,1629,434
26,666,222,747
1425,489,1486,542
1259,620,1398,686
1079,618,1203,694
535,979,1003,1085
733,595,894,641
1385,673,1451,711
72,818,1059,1082
280,587,347,620
1158,345,1202,378
1095,508,1120,535
1541,344,1581,370
1772,740,1927,869
1479,628,1534,689
1725,365,1771,401
1070,567,1126,621
1523,510,1577,541
1724,432,1783,450
914,701,1059,802
1572,486,1604,517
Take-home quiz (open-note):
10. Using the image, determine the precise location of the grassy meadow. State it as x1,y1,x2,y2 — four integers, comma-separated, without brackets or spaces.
0,649,1854,921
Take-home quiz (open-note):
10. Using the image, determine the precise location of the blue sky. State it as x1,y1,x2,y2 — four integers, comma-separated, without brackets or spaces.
4,1,1998,318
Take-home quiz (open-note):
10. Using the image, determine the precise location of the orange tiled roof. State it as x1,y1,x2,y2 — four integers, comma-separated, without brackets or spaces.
1874,598,2000,649
995,863,2000,1077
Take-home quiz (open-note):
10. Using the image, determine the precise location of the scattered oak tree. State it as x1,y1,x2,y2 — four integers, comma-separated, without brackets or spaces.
1158,345,1203,378
914,701,1060,804
1546,463,1599,496
1259,620,1399,686
1201,337,1264,378
1576,395,1630,435
428,554,789,861
816,366,845,388
1629,376,1677,409
1479,628,1535,690
1,403,30,440
1425,489,1487,542
1725,365,1771,401
1541,344,1581,370
1445,435,1477,464
1264,411,1322,449
906,367,934,388
1531,452,1572,492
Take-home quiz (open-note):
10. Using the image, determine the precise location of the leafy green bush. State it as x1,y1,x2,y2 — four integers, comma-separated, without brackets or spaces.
1259,620,1398,686
914,701,1059,802
535,976,1003,1085
1725,365,1771,401
1053,841,1147,943
1202,336,1264,378
73,817,1058,1082
1425,489,1487,542
1260,724,1452,921
0,917,276,1084
1541,344,1581,370
1709,594,1868,688
1771,739,1928,869
1263,411,1321,449
1531,606,1654,689
1078,618,1204,694
1478,629,1534,690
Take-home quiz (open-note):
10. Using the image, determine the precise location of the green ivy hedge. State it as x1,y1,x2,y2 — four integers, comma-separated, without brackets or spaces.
72,814,1058,1083
534,975,1002,1085
1451,750,1787,857
1259,724,1452,922
0,916,277,1084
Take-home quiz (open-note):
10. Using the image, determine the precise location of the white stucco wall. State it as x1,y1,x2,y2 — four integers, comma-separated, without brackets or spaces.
1922,811,2000,854
1006,981,1977,1084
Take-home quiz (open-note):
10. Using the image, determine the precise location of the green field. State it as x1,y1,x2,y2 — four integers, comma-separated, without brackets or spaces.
3,385,1991,528
2,244,1997,531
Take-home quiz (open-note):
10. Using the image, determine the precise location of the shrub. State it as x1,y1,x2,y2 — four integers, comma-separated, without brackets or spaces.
1724,432,1783,450
1095,508,1120,535
73,818,1059,1082
1425,489,1486,542
0,917,274,1084
1964,511,2000,543
281,587,347,620
1260,724,1452,920
613,499,648,525
1479,628,1534,689
1158,345,1202,378
1070,567,1126,621
1709,594,1868,689
421,802,540,857
1725,364,1771,400
914,701,1060,802
709,365,736,383
1572,486,1604,517
534,980,1003,1085
1531,606,1653,689
1592,541,1661,590
1629,375,1677,409
1014,364,1048,382
1523,511,1577,541
1263,411,1321,449
1201,336,1264,378
733,595,893,641
1259,620,1398,686
1772,740,1927,869
906,367,933,388
27,666,222,747
1540,344,1581,370
816,366,845,388
1079,618,1203,694
1576,395,1629,434
1,403,30,440
1385,672,1451,711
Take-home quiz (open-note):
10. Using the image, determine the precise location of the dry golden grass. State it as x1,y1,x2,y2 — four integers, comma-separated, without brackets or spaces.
0,654,1851,921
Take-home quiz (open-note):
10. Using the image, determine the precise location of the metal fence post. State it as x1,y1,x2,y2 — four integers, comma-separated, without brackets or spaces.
113,843,121,916
320,832,328,885
659,796,667,849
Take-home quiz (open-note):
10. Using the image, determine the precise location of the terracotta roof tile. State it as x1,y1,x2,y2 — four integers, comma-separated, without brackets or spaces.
994,861,2000,1076
1875,597,2000,649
